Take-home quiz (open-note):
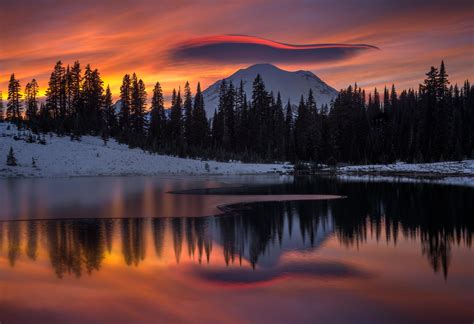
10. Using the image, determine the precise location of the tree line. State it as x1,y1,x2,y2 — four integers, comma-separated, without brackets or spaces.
1,60,472,164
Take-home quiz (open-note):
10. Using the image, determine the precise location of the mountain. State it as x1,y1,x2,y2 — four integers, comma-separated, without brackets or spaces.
202,63,338,117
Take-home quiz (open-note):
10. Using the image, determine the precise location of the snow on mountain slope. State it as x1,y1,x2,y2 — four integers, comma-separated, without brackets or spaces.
202,63,338,117
0,123,291,178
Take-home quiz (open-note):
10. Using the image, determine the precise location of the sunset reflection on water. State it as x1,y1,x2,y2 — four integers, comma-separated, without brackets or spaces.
0,176,472,323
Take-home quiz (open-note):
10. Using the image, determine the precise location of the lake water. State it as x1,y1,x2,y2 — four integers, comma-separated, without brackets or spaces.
0,175,473,323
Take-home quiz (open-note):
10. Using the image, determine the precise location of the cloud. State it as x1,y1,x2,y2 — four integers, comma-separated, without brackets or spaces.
189,260,370,287
170,35,379,64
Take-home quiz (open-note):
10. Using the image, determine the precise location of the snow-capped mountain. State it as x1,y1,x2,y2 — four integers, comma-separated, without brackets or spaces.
202,63,338,117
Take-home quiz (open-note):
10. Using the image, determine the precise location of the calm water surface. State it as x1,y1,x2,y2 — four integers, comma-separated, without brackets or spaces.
0,175,473,323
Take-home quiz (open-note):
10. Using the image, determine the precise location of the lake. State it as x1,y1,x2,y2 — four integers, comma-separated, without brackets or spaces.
0,175,473,323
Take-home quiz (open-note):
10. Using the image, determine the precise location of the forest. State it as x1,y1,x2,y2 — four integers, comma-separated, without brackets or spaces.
1,61,473,165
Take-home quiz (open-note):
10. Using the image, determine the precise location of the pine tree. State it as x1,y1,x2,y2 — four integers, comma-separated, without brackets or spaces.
234,80,246,152
7,74,22,124
306,89,321,161
272,92,286,160
169,88,183,153
0,89,4,122
419,66,439,161
183,81,193,151
102,85,116,140
69,61,82,117
149,82,166,151
250,75,269,157
191,82,209,150
45,61,65,125
223,81,235,151
284,100,295,161
294,95,309,161
437,61,449,100
81,65,104,134
129,75,147,147
25,79,39,128
6,147,17,166
118,74,132,142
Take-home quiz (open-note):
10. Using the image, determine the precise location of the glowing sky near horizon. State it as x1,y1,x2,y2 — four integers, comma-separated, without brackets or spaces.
0,0,473,101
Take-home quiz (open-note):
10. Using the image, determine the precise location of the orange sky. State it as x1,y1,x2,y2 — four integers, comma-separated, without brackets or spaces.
0,0,473,102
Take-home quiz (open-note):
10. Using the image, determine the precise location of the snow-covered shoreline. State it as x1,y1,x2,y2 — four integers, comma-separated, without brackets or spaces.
1,123,473,183
326,160,474,187
334,160,474,176
0,123,291,178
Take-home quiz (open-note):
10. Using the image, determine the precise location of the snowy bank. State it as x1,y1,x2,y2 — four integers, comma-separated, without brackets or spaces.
335,160,474,176
0,123,291,178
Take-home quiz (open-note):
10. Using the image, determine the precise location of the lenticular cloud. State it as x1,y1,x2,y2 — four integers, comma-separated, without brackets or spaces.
170,35,379,64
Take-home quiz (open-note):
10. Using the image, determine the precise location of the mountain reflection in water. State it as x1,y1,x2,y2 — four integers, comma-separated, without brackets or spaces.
0,176,473,323
1,193,471,279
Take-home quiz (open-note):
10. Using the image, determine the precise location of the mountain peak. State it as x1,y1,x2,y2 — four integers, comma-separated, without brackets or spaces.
245,63,283,70
202,64,338,117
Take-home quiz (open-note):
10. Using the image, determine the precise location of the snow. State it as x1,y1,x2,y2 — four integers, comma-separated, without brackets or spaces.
202,63,338,118
336,160,474,176
0,123,291,178
336,174,474,188
1,122,473,185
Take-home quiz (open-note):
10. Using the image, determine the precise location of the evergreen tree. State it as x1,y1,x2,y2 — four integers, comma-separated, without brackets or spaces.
45,61,65,122
6,147,17,166
234,80,246,152
81,65,104,134
183,81,193,151
284,100,295,161
294,94,312,161
272,92,286,160
0,90,4,122
169,88,183,153
7,74,22,124
25,79,39,128
223,81,235,151
118,74,132,142
250,75,270,157
191,82,209,150
68,61,82,130
129,74,147,147
102,85,116,140
149,82,166,151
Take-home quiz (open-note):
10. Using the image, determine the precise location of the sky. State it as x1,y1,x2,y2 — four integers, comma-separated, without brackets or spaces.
0,0,473,101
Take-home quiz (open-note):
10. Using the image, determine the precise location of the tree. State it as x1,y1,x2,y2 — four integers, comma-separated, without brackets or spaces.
191,82,209,150
7,74,22,124
45,61,65,122
294,95,311,161
6,147,17,166
118,74,132,142
234,80,247,152
250,74,270,157
68,61,82,130
272,92,286,160
169,88,183,153
0,89,4,122
284,100,295,161
183,81,193,151
129,74,147,147
81,65,104,134
223,81,235,151
102,85,116,141
149,82,166,151
25,79,39,128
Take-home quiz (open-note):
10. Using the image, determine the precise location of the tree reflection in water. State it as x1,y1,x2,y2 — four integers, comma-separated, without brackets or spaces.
0,178,471,279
